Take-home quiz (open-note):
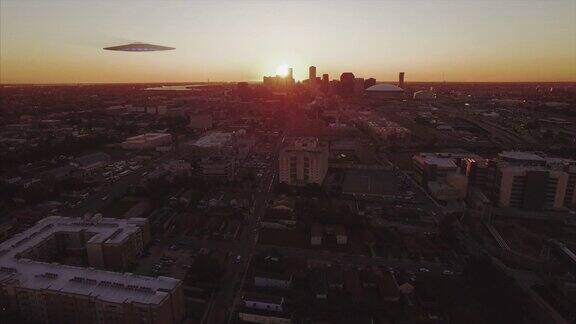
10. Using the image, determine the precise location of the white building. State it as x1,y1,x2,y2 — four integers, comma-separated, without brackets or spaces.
120,133,172,150
279,137,328,186
365,83,405,98
243,293,285,312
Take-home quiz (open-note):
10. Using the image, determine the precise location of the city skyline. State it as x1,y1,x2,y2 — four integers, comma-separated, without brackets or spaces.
1,0,576,84
2,1,576,320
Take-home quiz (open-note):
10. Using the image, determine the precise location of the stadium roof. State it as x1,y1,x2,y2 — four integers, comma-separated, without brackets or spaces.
365,84,404,92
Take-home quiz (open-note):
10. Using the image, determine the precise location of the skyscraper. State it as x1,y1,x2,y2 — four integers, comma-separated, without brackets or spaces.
340,72,355,96
398,72,405,89
322,74,329,92
364,77,376,89
309,66,317,81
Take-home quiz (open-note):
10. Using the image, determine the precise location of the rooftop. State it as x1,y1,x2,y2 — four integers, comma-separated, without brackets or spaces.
0,216,180,305
192,131,233,148
365,84,404,92
499,151,546,163
71,152,111,167
418,155,457,168
243,292,284,305
125,133,171,142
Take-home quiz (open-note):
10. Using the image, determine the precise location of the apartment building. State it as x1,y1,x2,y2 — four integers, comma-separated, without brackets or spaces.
279,137,328,186
0,216,184,323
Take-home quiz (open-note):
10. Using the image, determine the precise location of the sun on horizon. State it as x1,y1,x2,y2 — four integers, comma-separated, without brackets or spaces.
276,64,289,77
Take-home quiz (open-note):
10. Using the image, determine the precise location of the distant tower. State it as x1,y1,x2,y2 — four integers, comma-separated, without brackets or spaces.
288,68,293,79
399,72,405,89
340,72,355,96
364,78,376,89
309,66,317,81
322,74,329,92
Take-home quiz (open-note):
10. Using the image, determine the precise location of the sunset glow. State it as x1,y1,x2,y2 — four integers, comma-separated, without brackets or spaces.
276,64,289,77
1,0,575,84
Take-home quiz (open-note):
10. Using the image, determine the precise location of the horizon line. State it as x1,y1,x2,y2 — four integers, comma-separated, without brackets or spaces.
2,80,575,86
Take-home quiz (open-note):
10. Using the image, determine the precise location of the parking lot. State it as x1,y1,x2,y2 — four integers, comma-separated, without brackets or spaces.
134,240,195,279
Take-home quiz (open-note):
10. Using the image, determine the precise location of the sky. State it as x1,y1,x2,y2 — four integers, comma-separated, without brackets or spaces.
1,0,575,84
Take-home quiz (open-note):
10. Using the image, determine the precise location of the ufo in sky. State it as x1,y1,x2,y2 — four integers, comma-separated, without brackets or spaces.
103,42,175,52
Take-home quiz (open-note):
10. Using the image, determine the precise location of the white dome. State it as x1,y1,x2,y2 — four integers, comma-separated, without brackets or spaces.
365,84,404,92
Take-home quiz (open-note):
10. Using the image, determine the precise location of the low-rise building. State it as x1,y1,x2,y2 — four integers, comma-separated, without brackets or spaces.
121,133,172,150
70,152,111,179
310,224,323,246
243,292,285,312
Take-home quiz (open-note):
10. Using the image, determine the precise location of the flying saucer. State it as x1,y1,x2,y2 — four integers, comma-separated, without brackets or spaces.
103,42,175,52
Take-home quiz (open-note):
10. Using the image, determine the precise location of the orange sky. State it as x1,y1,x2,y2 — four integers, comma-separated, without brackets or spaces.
1,1,575,84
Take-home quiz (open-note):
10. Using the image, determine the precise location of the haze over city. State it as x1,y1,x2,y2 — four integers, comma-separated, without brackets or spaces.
1,1,576,324
1,0,575,84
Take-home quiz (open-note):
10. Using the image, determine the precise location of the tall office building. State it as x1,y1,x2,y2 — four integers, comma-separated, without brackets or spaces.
263,66,295,91
398,72,405,89
364,78,376,89
279,137,328,186
496,167,568,210
353,78,365,96
464,151,576,210
340,72,355,96
321,74,330,93
309,66,317,80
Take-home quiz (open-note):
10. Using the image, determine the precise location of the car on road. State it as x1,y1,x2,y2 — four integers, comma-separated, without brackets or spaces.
419,267,430,273
235,255,242,263
442,269,454,276
101,196,108,201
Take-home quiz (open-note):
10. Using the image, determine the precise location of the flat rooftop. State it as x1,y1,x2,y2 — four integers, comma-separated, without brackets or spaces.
499,151,545,163
125,133,171,142
420,156,457,168
0,216,180,305
192,131,233,148
342,169,400,197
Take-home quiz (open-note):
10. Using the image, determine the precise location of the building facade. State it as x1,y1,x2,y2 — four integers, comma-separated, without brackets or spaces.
0,216,185,324
279,138,328,186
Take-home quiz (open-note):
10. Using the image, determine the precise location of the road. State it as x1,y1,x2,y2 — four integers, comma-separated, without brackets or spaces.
202,159,277,324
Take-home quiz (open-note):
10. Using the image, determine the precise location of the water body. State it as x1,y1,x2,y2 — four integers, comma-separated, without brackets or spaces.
145,84,210,91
